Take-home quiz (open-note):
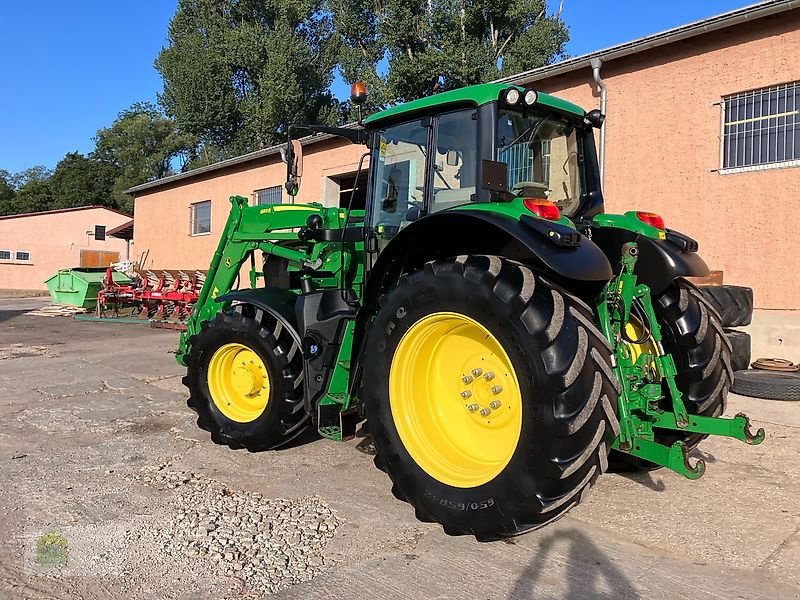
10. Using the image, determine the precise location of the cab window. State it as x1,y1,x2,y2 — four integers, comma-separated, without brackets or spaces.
430,110,478,213
496,109,583,216
370,120,427,242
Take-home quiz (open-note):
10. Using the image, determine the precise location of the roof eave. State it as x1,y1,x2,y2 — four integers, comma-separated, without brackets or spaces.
496,0,800,87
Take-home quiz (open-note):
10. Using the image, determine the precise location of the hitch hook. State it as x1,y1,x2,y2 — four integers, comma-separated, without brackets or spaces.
736,412,766,445
675,442,706,480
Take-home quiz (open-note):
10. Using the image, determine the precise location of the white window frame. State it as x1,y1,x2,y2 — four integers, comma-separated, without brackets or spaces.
189,200,212,236
13,250,31,263
0,249,11,262
720,81,800,174
253,185,283,206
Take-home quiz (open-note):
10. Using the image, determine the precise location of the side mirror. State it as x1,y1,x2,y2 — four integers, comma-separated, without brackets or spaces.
584,109,605,129
284,139,303,197
446,149,461,167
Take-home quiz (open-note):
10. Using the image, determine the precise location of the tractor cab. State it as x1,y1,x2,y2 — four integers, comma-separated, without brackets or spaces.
284,83,605,251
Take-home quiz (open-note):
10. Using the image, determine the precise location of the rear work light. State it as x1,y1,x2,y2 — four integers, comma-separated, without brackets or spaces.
523,198,560,220
635,211,665,230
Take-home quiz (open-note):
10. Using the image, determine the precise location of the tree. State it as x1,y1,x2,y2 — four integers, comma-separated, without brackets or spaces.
94,102,195,209
331,0,568,104
8,165,51,191
0,170,15,216
48,152,121,211
155,0,339,156
11,179,54,214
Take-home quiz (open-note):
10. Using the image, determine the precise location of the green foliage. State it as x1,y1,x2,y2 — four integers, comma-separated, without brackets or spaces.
8,165,52,190
94,102,195,210
331,0,567,105
156,0,339,155
49,152,121,211
11,179,54,215
0,167,53,216
0,171,15,216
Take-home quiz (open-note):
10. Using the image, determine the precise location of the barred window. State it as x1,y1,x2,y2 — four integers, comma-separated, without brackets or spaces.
0,250,10,260
722,82,800,171
190,201,211,235
15,251,31,262
254,185,282,205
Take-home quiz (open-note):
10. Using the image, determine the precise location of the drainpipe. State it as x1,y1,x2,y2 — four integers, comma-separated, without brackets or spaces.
590,57,607,188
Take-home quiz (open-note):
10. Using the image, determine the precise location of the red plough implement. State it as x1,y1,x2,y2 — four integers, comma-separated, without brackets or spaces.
97,263,206,328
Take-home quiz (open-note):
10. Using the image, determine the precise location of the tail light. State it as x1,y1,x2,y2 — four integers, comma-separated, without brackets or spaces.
523,198,560,220
635,211,665,230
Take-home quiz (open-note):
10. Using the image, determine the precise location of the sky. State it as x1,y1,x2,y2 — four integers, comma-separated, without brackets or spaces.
0,0,760,174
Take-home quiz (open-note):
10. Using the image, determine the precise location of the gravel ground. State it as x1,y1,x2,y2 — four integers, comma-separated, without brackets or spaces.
124,466,339,596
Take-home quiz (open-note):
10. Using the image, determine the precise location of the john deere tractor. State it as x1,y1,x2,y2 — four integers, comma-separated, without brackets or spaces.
178,83,764,540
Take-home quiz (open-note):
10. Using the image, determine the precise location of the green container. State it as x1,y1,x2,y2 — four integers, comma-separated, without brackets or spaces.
44,268,131,309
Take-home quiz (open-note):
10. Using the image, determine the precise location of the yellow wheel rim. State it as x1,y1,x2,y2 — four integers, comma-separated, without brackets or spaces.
389,312,523,488
623,316,658,376
207,343,270,423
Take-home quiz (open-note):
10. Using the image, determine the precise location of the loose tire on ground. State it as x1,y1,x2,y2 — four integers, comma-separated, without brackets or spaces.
610,278,733,471
726,329,752,373
361,255,620,540
697,285,753,327
732,370,800,401
184,304,309,450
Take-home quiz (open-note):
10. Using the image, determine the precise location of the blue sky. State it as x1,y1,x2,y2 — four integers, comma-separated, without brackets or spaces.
0,0,756,174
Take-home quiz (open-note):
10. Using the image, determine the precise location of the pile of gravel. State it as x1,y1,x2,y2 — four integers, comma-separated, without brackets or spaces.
126,466,340,595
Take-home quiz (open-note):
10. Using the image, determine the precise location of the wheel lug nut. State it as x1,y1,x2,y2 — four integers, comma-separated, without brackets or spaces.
483,371,495,381
471,368,483,377
462,375,473,384
489,400,501,410
480,407,492,417
491,385,503,395
460,390,472,399
467,403,479,412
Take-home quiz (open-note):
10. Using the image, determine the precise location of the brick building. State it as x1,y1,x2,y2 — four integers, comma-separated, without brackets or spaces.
128,0,800,313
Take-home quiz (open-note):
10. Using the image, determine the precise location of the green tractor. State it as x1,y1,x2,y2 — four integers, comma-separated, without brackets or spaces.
178,82,764,540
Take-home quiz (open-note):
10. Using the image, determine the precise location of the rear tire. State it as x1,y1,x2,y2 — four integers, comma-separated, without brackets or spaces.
697,285,753,327
726,329,752,372
184,304,309,451
362,256,620,539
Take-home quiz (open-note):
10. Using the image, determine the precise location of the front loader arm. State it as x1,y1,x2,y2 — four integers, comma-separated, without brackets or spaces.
177,196,325,365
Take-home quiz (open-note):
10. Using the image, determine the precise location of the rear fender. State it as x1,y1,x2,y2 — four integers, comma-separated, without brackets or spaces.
590,226,709,296
216,288,300,338
361,210,612,314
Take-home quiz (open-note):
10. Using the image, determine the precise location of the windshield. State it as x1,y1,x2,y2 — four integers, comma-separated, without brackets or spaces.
496,109,583,215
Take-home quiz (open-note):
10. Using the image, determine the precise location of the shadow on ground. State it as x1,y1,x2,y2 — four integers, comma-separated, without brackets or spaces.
509,528,639,600
0,309,30,324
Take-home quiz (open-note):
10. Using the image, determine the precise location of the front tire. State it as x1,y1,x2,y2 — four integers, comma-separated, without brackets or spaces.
184,304,309,451
362,256,620,539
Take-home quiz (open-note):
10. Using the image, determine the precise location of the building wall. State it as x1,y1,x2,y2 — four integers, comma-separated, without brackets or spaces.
0,208,130,290
533,11,800,309
133,139,366,271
